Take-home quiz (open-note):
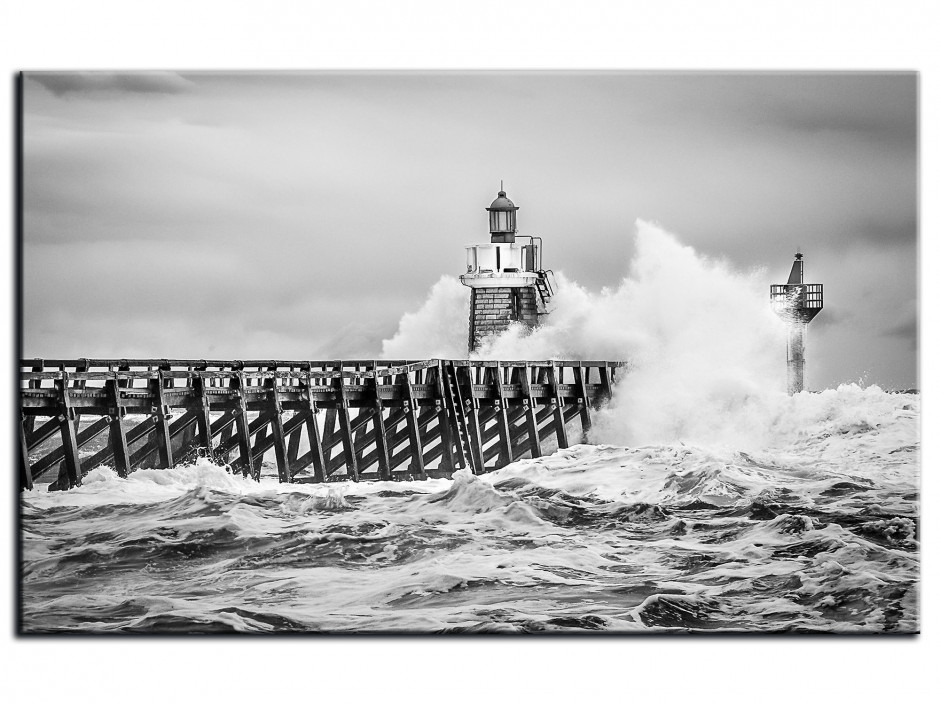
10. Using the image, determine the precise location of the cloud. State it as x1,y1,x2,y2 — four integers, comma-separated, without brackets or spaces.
881,307,918,350
19,72,918,389
28,71,193,97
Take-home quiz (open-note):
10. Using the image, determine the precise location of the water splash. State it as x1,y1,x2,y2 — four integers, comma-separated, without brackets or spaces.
383,220,794,448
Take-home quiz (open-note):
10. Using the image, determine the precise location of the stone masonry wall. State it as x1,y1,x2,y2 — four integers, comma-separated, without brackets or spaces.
468,286,542,352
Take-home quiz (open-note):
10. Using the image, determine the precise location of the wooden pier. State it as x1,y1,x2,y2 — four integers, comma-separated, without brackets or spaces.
19,358,624,490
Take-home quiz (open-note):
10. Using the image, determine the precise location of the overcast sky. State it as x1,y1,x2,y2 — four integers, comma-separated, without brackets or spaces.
21,71,917,389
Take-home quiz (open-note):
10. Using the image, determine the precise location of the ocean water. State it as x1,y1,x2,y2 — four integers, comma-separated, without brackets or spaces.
20,223,919,633
20,384,918,634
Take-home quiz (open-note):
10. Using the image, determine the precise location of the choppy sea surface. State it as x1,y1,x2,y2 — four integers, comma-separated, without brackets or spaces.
21,384,918,633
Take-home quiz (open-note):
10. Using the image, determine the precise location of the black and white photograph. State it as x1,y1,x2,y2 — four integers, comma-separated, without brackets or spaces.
17,69,920,635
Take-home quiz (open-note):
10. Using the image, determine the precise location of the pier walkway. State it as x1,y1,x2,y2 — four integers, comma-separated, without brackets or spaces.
19,358,624,490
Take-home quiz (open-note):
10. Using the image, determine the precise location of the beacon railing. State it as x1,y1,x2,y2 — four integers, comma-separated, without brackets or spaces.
770,283,824,309
19,358,626,491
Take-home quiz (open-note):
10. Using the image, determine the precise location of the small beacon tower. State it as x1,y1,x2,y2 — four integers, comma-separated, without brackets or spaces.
460,187,554,352
770,252,824,394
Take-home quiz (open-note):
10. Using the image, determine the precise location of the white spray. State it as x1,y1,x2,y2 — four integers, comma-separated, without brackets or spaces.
381,220,892,451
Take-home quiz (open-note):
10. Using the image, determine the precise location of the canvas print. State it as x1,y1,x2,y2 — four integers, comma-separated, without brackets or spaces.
18,71,918,633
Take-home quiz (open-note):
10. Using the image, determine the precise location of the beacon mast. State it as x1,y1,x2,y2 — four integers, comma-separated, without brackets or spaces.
770,252,824,394
460,186,554,353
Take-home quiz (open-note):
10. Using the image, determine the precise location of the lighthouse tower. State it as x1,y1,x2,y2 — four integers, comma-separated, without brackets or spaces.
460,187,554,352
770,252,824,394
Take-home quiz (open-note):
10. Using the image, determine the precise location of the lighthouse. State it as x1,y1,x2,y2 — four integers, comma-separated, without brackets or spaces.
460,187,554,352
770,252,824,394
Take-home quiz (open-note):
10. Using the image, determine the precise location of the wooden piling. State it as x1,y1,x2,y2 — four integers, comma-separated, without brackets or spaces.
232,370,254,478
150,370,174,469
518,363,542,459
491,364,513,467
334,362,359,482
265,374,290,483
573,363,592,444
56,373,82,488
371,365,392,481
401,369,425,480
106,377,130,478
193,370,212,452
547,363,569,449
308,373,328,483
20,417,32,491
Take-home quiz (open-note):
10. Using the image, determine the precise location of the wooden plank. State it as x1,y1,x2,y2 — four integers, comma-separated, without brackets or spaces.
389,413,442,471
509,405,580,462
250,416,271,477
218,407,236,462
547,363,569,449
352,409,406,472
327,408,378,475
117,362,131,389
237,412,306,472
216,409,270,458
318,408,376,475
18,357,432,371
27,360,43,391
174,414,199,463
286,421,302,466
18,358,627,380
25,417,60,451
83,414,157,473
321,408,337,456
106,378,130,478
419,423,445,467
486,406,547,464
210,410,236,438
129,412,197,469
481,406,526,463
73,359,89,389
20,418,32,491
352,413,369,468
35,415,113,484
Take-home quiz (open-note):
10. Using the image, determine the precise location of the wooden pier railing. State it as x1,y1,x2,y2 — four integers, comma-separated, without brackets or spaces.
19,358,625,491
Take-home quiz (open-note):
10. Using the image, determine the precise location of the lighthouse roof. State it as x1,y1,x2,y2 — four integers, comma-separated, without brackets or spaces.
486,190,519,211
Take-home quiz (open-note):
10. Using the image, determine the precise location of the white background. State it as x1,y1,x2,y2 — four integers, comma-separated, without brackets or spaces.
2,1,936,703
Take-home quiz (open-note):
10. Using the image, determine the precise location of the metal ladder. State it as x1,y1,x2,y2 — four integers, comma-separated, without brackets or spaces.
535,270,554,307
441,361,477,474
